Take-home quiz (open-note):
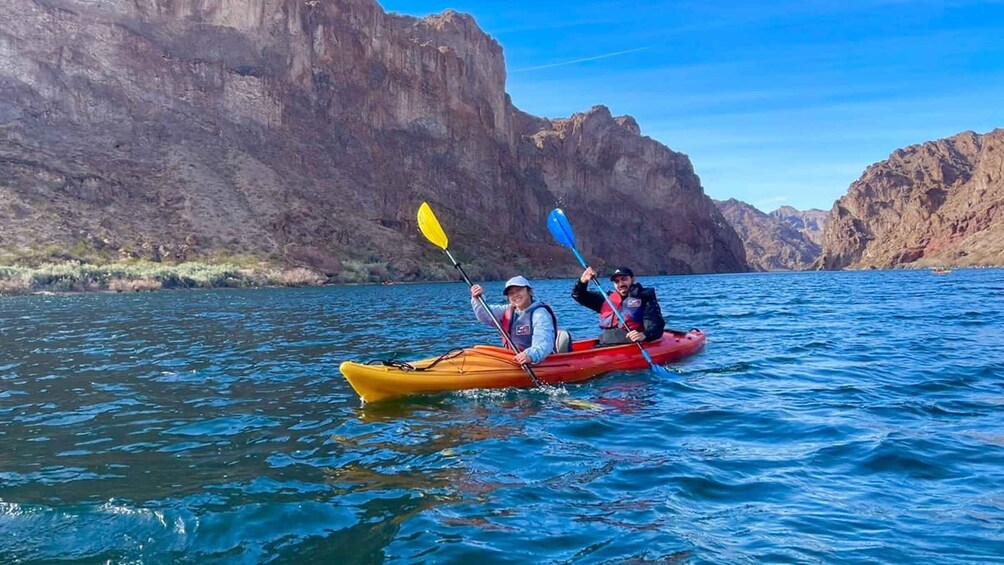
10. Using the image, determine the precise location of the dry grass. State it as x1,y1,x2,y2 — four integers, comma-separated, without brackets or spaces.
0,252,480,294
108,278,163,292
0,260,259,294
0,276,31,295
0,260,340,295
281,267,326,286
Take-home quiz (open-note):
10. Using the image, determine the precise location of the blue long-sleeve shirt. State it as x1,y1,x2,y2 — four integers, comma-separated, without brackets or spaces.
471,298,555,364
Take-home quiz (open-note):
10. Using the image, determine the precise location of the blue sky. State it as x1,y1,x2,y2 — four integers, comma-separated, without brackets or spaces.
378,1,1004,212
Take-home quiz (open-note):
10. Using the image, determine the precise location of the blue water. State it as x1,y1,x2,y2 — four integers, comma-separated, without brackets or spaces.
1,269,1002,563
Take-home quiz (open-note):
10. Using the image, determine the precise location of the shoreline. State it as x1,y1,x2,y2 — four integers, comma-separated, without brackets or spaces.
2,260,1000,298
0,259,464,297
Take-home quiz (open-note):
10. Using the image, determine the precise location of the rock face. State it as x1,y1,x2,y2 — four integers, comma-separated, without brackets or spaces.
770,206,828,246
819,129,1004,270
715,199,820,271
524,107,747,275
0,0,747,279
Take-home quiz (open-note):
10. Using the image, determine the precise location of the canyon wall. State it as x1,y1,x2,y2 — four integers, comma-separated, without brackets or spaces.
0,0,747,280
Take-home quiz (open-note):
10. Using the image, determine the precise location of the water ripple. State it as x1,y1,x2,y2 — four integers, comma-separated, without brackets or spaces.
1,270,1003,562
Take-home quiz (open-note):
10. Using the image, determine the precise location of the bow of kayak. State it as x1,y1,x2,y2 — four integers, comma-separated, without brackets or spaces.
339,329,705,403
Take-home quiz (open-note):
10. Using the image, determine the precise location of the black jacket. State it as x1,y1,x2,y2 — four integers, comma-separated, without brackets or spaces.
571,280,666,341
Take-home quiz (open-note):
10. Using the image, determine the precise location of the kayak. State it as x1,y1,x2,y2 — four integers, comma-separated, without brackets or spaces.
339,329,706,403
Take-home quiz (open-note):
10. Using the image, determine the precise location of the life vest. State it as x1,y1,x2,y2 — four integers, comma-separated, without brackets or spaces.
500,302,558,352
599,291,644,331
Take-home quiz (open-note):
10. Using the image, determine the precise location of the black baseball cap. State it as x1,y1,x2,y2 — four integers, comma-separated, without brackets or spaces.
609,267,634,280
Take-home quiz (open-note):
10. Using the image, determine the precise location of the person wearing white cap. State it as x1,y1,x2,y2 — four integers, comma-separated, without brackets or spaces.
470,275,559,365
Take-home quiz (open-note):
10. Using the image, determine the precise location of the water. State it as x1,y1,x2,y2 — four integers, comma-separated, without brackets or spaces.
1,269,1002,563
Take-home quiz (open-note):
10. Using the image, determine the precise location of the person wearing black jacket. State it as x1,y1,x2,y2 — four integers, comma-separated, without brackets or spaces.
572,266,666,346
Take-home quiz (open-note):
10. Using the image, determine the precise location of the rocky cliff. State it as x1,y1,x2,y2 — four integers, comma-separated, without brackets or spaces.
715,199,820,271
770,206,828,246
0,0,747,281
819,129,1004,270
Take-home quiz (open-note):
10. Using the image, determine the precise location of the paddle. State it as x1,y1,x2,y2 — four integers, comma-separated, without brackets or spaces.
417,202,545,387
547,208,674,377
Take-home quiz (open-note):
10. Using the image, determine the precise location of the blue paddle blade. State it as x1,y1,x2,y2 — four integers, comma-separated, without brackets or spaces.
547,208,576,248
651,363,676,378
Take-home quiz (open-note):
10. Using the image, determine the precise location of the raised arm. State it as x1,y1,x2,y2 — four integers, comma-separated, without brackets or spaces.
470,284,507,327
571,267,606,313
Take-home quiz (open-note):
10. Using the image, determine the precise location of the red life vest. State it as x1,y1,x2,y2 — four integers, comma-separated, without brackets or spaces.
599,292,644,331
500,302,558,352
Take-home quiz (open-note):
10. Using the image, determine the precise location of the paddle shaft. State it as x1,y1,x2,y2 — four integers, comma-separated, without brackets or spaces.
444,250,545,387
569,248,662,367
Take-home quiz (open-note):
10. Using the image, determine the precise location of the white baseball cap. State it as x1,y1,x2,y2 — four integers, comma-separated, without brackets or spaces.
502,275,532,296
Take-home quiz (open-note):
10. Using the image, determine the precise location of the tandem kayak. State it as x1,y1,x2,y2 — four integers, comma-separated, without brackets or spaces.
339,329,706,403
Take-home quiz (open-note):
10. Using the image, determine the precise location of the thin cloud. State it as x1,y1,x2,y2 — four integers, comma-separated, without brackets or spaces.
754,196,790,209
510,46,651,73
490,17,621,36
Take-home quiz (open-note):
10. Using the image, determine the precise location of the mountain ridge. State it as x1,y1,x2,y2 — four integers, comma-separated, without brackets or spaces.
818,128,1004,270
714,199,821,271
0,0,748,282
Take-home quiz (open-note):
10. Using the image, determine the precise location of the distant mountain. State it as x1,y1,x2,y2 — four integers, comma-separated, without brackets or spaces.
819,129,1004,269
770,206,828,246
714,199,821,271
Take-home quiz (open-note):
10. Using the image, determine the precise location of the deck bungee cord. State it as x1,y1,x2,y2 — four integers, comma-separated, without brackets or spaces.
366,348,465,372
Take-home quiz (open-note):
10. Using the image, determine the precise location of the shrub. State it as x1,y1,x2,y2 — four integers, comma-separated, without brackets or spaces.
108,278,163,292
281,268,326,286
0,276,31,295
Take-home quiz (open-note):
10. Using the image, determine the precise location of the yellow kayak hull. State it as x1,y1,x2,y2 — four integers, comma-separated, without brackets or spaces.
339,329,706,403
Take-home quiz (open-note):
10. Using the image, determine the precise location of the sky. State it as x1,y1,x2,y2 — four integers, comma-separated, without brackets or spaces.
378,0,1004,212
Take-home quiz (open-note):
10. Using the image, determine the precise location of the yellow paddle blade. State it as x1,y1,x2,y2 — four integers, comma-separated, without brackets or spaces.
564,399,604,411
417,202,449,250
